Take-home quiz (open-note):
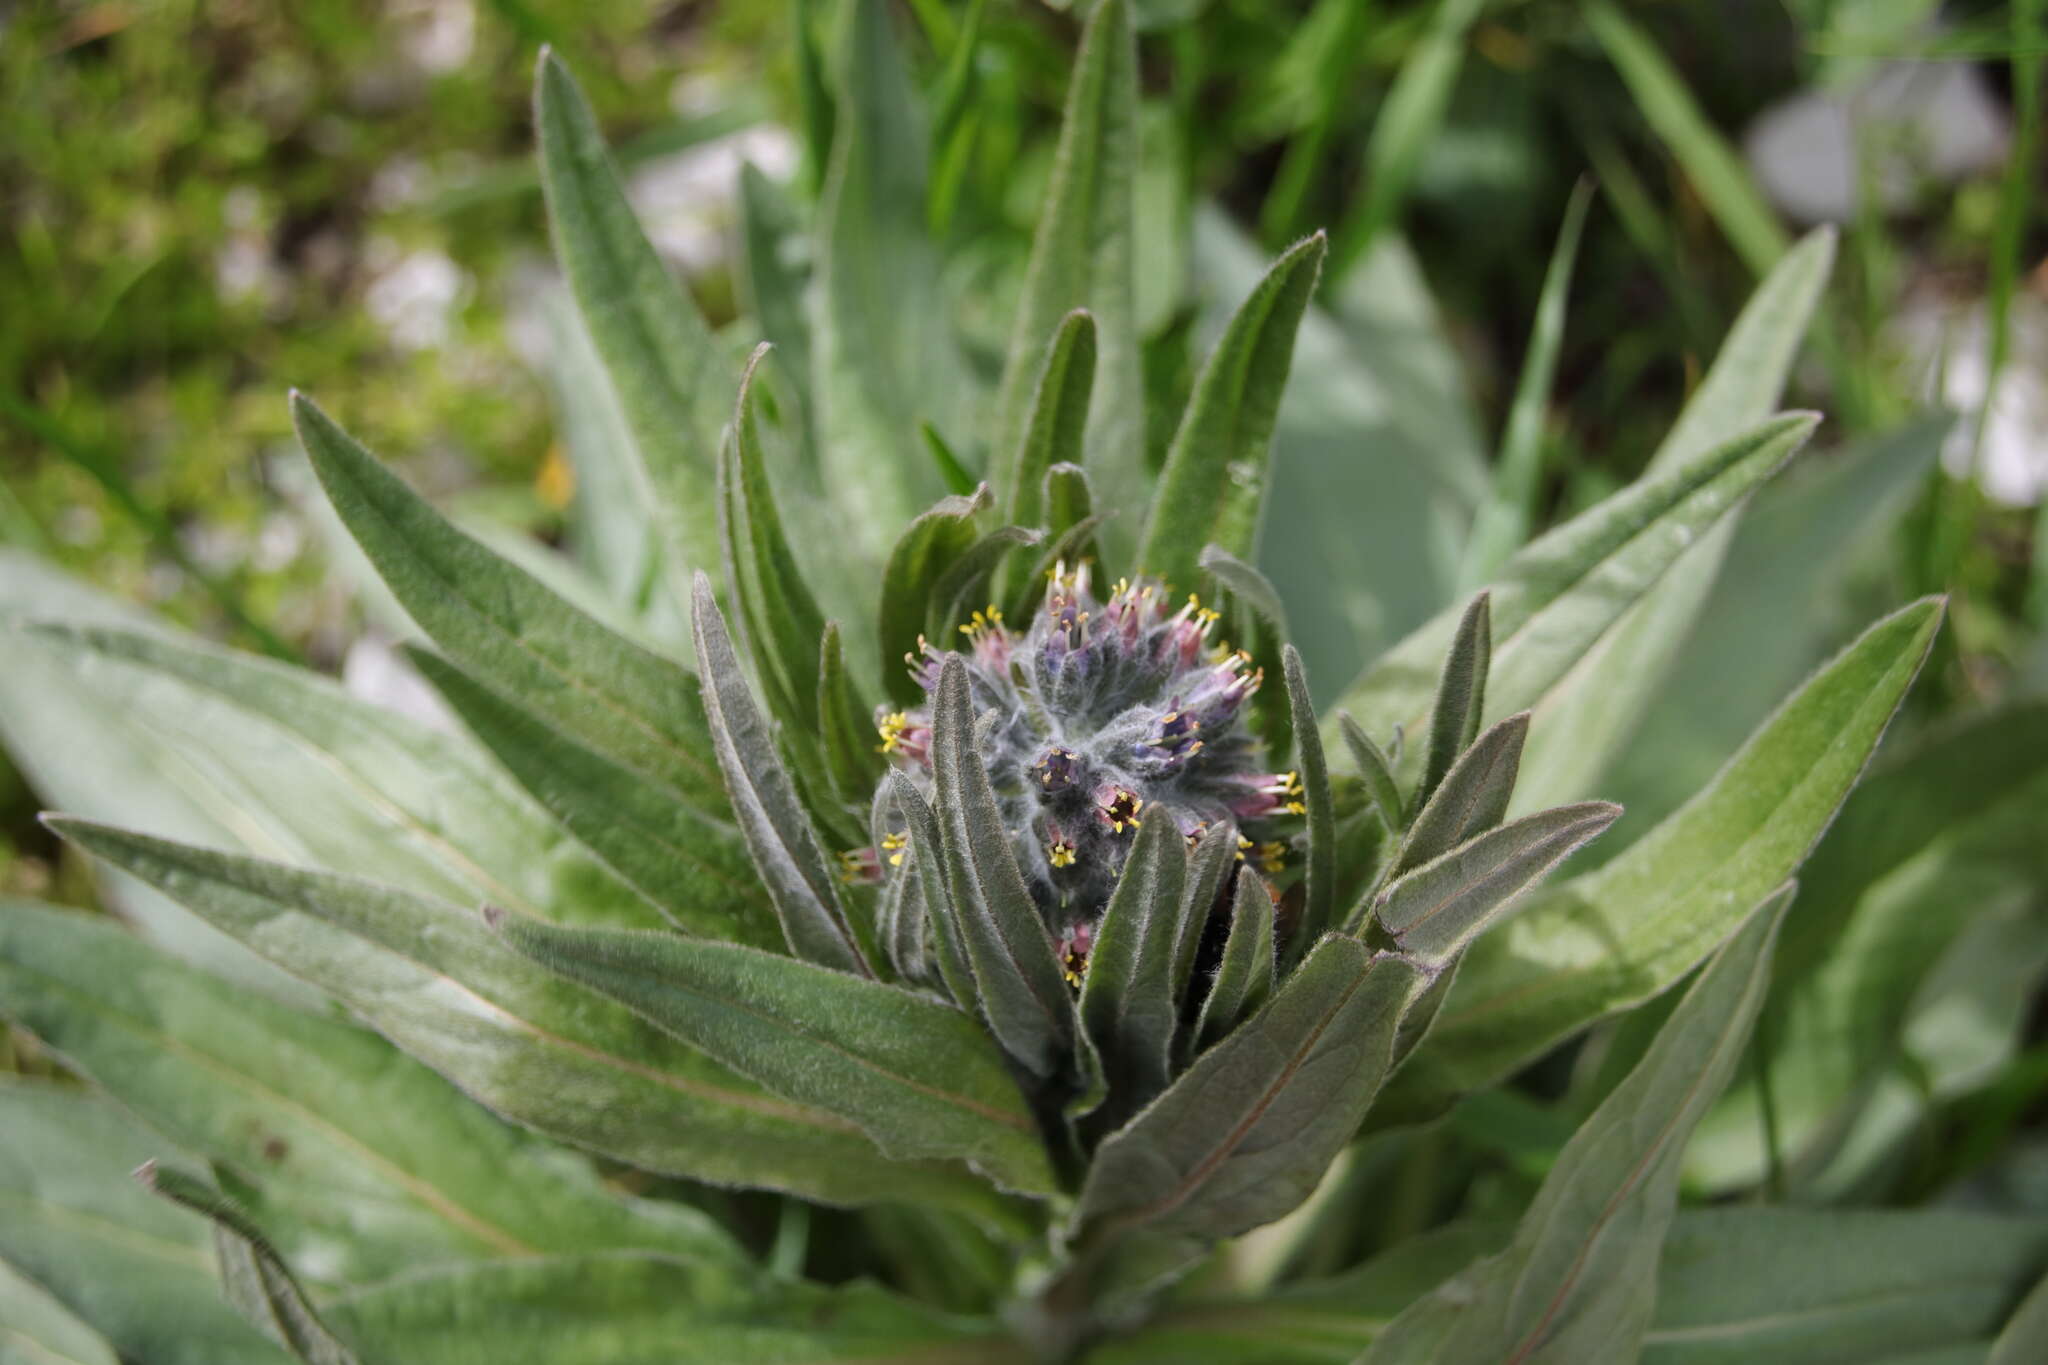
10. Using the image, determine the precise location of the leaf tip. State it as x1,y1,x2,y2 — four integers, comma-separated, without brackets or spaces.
132,1158,160,1190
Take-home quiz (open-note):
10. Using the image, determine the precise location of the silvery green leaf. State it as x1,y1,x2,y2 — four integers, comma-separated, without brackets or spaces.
717,345,829,745
1191,870,1276,1055
878,485,991,705
736,164,814,412
988,0,1141,556
535,51,726,586
489,913,1055,1195
1364,885,1789,1365
1338,712,1405,836
0,898,740,1284
1326,413,1816,776
1394,712,1529,879
41,821,1004,1218
1001,309,1097,533
1077,937,1424,1296
871,801,931,985
0,1080,290,1365
1010,465,1108,620
1172,823,1241,1031
1371,802,1621,963
931,658,1076,1079
1199,544,1291,643
928,524,1043,643
292,394,728,815
1454,182,1593,592
1383,598,1941,1121
1139,232,1327,591
812,0,964,544
14,620,657,932
1078,813,1190,1118
821,621,886,807
1992,1269,2048,1365
1418,592,1491,807
1515,233,1835,808
139,1163,356,1365
406,649,778,947
884,774,979,1011
691,575,870,976
1283,645,1338,959
323,1252,1025,1365
1644,1208,2048,1365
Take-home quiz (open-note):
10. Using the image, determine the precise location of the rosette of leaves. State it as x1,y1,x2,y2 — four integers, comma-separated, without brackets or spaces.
6,4,2048,1364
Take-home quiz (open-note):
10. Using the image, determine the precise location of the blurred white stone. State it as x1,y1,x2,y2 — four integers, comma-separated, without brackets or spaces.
626,126,800,274
394,0,475,75
342,633,458,731
1890,290,2048,506
1745,60,2009,224
364,240,469,351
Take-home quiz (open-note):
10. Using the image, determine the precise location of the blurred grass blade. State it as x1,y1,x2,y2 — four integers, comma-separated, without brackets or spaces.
1372,802,1621,963
1584,1,1788,276
1190,870,1276,1055
1139,233,1326,590
691,575,870,976
536,50,727,585
988,0,1142,554
139,1162,357,1365
293,393,729,814
407,648,780,946
1328,0,1486,276
490,913,1055,1194
879,485,991,705
1078,813,1190,1115
1282,645,1337,960
1384,598,1943,1120
1456,181,1593,592
1364,886,1789,1365
1078,940,1425,1299
37,822,1009,1219
931,657,1077,1079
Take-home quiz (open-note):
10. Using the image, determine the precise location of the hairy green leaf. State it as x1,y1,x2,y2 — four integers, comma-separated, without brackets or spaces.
1418,592,1490,808
1366,885,1788,1365
1395,712,1529,878
490,913,1053,1195
879,486,991,705
1388,598,1941,1118
1191,870,1276,1055
0,1256,119,1365
1001,309,1097,537
691,575,869,975
1283,645,1337,958
989,0,1141,551
40,822,999,1217
1338,713,1405,836
536,50,727,582
1078,814,1190,1116
1139,233,1326,590
821,621,887,807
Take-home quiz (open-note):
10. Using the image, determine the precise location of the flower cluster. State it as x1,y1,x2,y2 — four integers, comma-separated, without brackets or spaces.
847,564,1302,980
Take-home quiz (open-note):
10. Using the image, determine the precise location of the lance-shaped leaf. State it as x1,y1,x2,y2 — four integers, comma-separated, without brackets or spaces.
1385,597,1941,1119
404,650,778,946
44,821,1005,1219
0,1258,120,1365
1001,309,1097,534
0,1081,290,1365
879,485,991,704
736,164,814,411
930,657,1076,1078
1139,233,1327,590
1190,871,1276,1056
1078,814,1190,1116
1171,823,1241,1025
1199,544,1291,644
1993,1269,2048,1365
870,783,930,984
1418,592,1490,807
691,575,869,976
718,345,830,740
1644,1208,2048,1365
1515,234,1834,808
821,622,886,805
1393,712,1530,878
536,50,727,580
988,0,1141,553
0,898,741,1284
928,525,1043,643
1282,645,1337,959
1371,802,1621,962
17,621,658,931
1365,885,1789,1365
1010,465,1109,621
1077,938,1425,1297
139,1163,356,1365
292,394,727,814
489,913,1054,1195
1326,412,1816,763
1339,712,1405,836
323,1252,1029,1365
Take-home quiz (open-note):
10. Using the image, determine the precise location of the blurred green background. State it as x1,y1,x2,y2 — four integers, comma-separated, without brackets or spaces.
2,0,2042,910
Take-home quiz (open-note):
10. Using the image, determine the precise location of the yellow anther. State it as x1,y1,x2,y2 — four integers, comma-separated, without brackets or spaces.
876,712,911,754
1048,839,1077,868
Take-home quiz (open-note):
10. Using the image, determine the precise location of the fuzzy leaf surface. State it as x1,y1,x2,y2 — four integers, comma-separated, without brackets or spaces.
1078,814,1190,1115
